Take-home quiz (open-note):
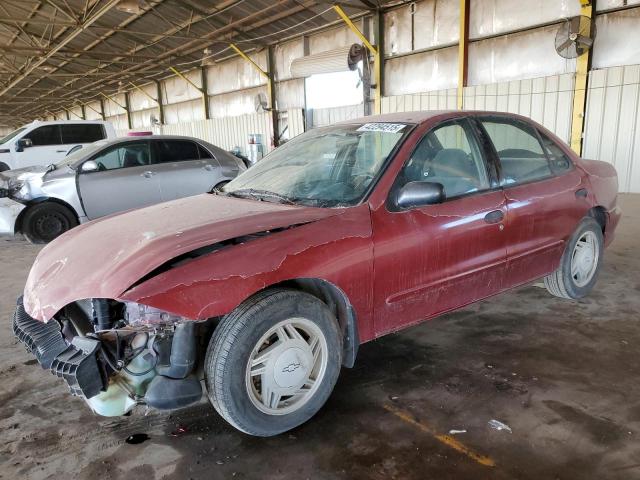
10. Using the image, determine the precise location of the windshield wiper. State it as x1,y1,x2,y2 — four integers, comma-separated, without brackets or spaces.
226,188,298,205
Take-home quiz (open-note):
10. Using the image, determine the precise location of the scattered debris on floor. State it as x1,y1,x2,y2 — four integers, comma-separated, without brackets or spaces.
125,433,150,445
488,419,512,433
170,426,187,437
449,429,467,435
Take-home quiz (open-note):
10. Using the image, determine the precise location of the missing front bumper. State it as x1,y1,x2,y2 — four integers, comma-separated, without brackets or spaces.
12,297,107,399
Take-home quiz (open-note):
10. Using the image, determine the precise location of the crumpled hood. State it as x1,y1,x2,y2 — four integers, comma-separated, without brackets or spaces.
0,165,47,188
24,194,342,321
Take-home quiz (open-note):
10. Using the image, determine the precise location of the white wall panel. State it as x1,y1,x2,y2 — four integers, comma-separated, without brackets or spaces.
385,46,458,95
206,51,268,95
84,101,102,120
308,24,363,54
382,88,457,113
311,104,365,127
583,65,640,193
131,107,159,129
162,69,202,105
129,82,158,111
469,26,576,85
274,38,304,81
597,0,640,10
164,98,204,125
276,79,305,110
592,9,640,69
463,73,574,143
103,93,126,117
286,108,306,139
209,86,268,118
158,113,274,154
470,0,579,39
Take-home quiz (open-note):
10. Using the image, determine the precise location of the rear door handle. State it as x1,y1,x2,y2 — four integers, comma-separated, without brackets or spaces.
56,149,67,153
203,164,214,171
575,188,588,198
141,171,155,178
484,210,504,224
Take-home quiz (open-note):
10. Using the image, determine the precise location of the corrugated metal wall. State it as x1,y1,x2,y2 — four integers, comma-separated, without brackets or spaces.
583,64,640,193
157,112,274,153
311,104,365,127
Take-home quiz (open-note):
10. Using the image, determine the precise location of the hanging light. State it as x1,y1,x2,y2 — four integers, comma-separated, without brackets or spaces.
117,0,142,15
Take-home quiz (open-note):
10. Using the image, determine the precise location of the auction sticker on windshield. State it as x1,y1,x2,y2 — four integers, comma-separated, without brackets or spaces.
357,123,406,134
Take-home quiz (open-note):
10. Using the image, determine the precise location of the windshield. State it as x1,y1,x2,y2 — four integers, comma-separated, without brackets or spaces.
223,122,409,207
54,140,110,169
0,127,26,145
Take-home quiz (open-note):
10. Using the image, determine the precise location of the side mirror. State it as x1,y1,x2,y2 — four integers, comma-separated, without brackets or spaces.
395,181,445,209
15,138,33,152
81,160,99,172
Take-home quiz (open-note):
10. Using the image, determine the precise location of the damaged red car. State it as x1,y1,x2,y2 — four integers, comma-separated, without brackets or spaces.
14,111,620,436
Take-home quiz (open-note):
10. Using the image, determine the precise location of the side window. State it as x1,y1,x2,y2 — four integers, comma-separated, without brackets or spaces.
197,144,213,159
154,140,200,163
61,124,105,144
397,120,490,199
24,125,62,146
538,131,573,174
480,118,552,185
90,142,150,171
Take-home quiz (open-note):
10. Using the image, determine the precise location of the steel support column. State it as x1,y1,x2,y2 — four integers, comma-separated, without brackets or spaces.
200,66,211,120
334,5,381,115
229,43,279,146
570,0,594,154
457,0,470,109
156,81,165,126
124,92,133,130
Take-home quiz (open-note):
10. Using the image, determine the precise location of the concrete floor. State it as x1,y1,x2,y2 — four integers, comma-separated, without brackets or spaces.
1,194,639,480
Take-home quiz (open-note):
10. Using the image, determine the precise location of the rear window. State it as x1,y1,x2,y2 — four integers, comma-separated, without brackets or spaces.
154,140,200,163
61,124,105,144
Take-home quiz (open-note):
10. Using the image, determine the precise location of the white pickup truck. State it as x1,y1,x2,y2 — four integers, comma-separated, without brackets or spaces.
0,120,117,171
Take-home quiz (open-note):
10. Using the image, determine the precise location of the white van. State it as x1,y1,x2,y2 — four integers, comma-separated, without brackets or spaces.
0,120,117,171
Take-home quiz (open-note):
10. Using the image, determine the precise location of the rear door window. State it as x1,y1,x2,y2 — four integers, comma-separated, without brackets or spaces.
25,125,62,146
61,124,105,144
154,140,200,163
479,117,552,186
538,131,573,174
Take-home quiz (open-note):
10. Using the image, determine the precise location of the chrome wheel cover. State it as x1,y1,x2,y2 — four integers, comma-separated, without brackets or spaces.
571,230,599,287
245,317,328,415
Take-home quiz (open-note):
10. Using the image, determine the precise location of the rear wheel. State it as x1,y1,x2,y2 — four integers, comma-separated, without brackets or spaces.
205,288,342,436
0,162,9,172
544,217,603,299
21,202,78,244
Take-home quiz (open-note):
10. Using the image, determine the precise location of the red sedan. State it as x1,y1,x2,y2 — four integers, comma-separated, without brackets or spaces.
14,111,620,436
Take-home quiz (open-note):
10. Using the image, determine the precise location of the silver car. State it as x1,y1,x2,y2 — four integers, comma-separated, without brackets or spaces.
0,135,246,243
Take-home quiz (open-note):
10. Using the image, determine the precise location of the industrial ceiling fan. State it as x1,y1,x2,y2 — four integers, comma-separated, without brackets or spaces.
555,15,597,59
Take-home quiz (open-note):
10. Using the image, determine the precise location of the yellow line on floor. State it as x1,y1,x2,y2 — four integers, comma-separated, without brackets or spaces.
383,403,496,468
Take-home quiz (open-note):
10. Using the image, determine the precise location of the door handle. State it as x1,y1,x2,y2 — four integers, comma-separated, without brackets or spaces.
484,210,504,224
56,150,67,153
141,171,155,178
203,164,214,171
575,188,588,198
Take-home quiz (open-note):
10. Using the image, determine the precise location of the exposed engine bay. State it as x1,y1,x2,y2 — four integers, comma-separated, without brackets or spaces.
13,296,208,416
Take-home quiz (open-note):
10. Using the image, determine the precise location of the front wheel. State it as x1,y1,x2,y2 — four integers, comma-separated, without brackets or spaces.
544,217,604,299
21,202,78,244
204,288,342,436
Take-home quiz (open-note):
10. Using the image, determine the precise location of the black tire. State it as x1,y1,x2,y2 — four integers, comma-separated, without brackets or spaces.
544,217,604,299
21,202,78,244
205,288,342,436
0,162,9,172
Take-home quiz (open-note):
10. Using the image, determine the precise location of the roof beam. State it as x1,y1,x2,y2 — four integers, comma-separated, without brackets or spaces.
0,0,120,98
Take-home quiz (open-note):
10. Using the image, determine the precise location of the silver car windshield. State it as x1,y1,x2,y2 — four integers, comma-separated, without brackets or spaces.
222,123,409,207
0,127,26,144
54,141,110,169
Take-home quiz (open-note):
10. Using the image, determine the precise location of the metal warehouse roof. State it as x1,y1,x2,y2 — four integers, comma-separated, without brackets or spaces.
0,0,382,126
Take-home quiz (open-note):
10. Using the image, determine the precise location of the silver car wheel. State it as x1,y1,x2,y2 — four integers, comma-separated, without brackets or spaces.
245,317,328,416
571,230,599,287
